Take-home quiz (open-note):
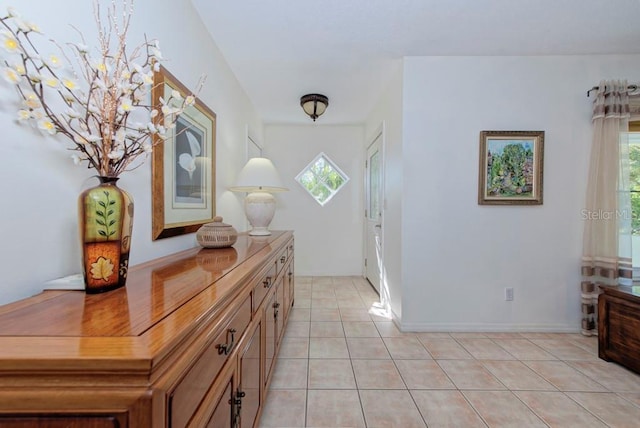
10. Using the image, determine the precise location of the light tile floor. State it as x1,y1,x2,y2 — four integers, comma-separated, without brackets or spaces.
258,276,640,428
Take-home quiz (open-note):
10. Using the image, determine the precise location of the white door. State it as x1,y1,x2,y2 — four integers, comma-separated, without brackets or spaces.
365,133,383,293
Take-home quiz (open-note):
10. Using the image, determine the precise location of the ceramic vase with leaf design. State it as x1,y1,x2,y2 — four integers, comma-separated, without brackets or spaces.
78,176,134,294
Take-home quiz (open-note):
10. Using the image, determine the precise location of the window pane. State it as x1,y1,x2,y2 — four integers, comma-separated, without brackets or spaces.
325,170,345,190
310,158,326,176
311,185,331,203
630,133,640,235
299,170,316,190
632,192,640,234
630,141,640,192
369,150,380,219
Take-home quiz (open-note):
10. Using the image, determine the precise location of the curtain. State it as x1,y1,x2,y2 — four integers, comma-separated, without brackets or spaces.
581,80,632,336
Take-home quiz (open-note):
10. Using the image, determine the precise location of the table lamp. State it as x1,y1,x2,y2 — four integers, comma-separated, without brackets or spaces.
229,157,288,235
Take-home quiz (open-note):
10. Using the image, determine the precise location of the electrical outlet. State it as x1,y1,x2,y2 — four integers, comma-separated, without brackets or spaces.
505,287,514,301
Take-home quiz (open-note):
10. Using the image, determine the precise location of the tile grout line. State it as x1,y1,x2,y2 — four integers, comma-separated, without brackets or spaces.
456,390,491,428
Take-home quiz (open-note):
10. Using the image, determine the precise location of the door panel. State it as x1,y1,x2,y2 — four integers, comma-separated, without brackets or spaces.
365,134,383,293
264,291,276,387
239,322,261,428
205,377,233,428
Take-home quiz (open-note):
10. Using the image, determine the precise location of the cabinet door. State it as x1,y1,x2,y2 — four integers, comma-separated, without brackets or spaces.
205,374,234,428
282,258,294,321
275,277,284,345
264,290,276,388
288,259,295,308
283,266,292,323
239,321,261,428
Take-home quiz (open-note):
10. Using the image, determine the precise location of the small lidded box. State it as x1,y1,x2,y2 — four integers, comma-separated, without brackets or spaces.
196,216,238,248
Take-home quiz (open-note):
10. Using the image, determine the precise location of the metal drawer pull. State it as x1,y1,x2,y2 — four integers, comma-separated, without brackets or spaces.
231,389,246,428
263,277,272,288
280,256,286,264
216,328,237,355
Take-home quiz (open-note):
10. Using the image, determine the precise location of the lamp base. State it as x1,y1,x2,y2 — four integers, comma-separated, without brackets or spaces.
245,191,276,236
248,227,272,236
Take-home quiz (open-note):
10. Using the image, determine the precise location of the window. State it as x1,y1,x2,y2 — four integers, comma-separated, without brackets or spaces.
629,124,640,279
296,153,349,206
631,132,640,235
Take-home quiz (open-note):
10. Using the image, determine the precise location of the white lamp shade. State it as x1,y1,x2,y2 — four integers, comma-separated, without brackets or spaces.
229,157,288,193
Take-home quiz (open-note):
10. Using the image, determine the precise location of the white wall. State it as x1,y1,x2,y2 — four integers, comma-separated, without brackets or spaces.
400,55,640,332
0,0,260,305
265,125,364,276
364,61,404,319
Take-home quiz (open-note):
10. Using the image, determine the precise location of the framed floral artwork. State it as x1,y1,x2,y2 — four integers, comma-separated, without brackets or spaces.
478,130,544,205
152,66,216,240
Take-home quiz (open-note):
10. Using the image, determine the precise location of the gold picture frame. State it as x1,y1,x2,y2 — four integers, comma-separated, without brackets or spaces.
478,130,544,205
152,66,216,240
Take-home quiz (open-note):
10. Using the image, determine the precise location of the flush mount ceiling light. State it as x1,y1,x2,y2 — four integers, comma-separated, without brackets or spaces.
300,93,329,121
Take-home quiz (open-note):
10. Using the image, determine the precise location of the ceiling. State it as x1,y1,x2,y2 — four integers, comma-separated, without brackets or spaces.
191,0,640,125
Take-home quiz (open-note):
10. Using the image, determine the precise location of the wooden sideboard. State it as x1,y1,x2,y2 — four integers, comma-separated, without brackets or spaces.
0,231,294,428
598,285,640,374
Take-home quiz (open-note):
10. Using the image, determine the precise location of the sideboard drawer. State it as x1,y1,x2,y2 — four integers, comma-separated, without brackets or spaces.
0,416,125,428
169,294,251,428
276,246,289,274
601,294,640,366
252,262,277,314
608,300,640,344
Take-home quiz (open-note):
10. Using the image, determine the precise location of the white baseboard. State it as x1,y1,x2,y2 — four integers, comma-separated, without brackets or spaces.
295,272,363,277
397,322,581,333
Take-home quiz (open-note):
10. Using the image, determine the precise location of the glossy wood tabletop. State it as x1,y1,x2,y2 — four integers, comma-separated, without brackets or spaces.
600,284,640,303
0,231,291,371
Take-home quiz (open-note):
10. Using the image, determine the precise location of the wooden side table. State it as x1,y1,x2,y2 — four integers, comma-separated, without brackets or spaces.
598,285,640,374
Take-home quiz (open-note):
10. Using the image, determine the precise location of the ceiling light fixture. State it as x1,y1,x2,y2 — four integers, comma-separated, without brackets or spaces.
300,93,329,121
